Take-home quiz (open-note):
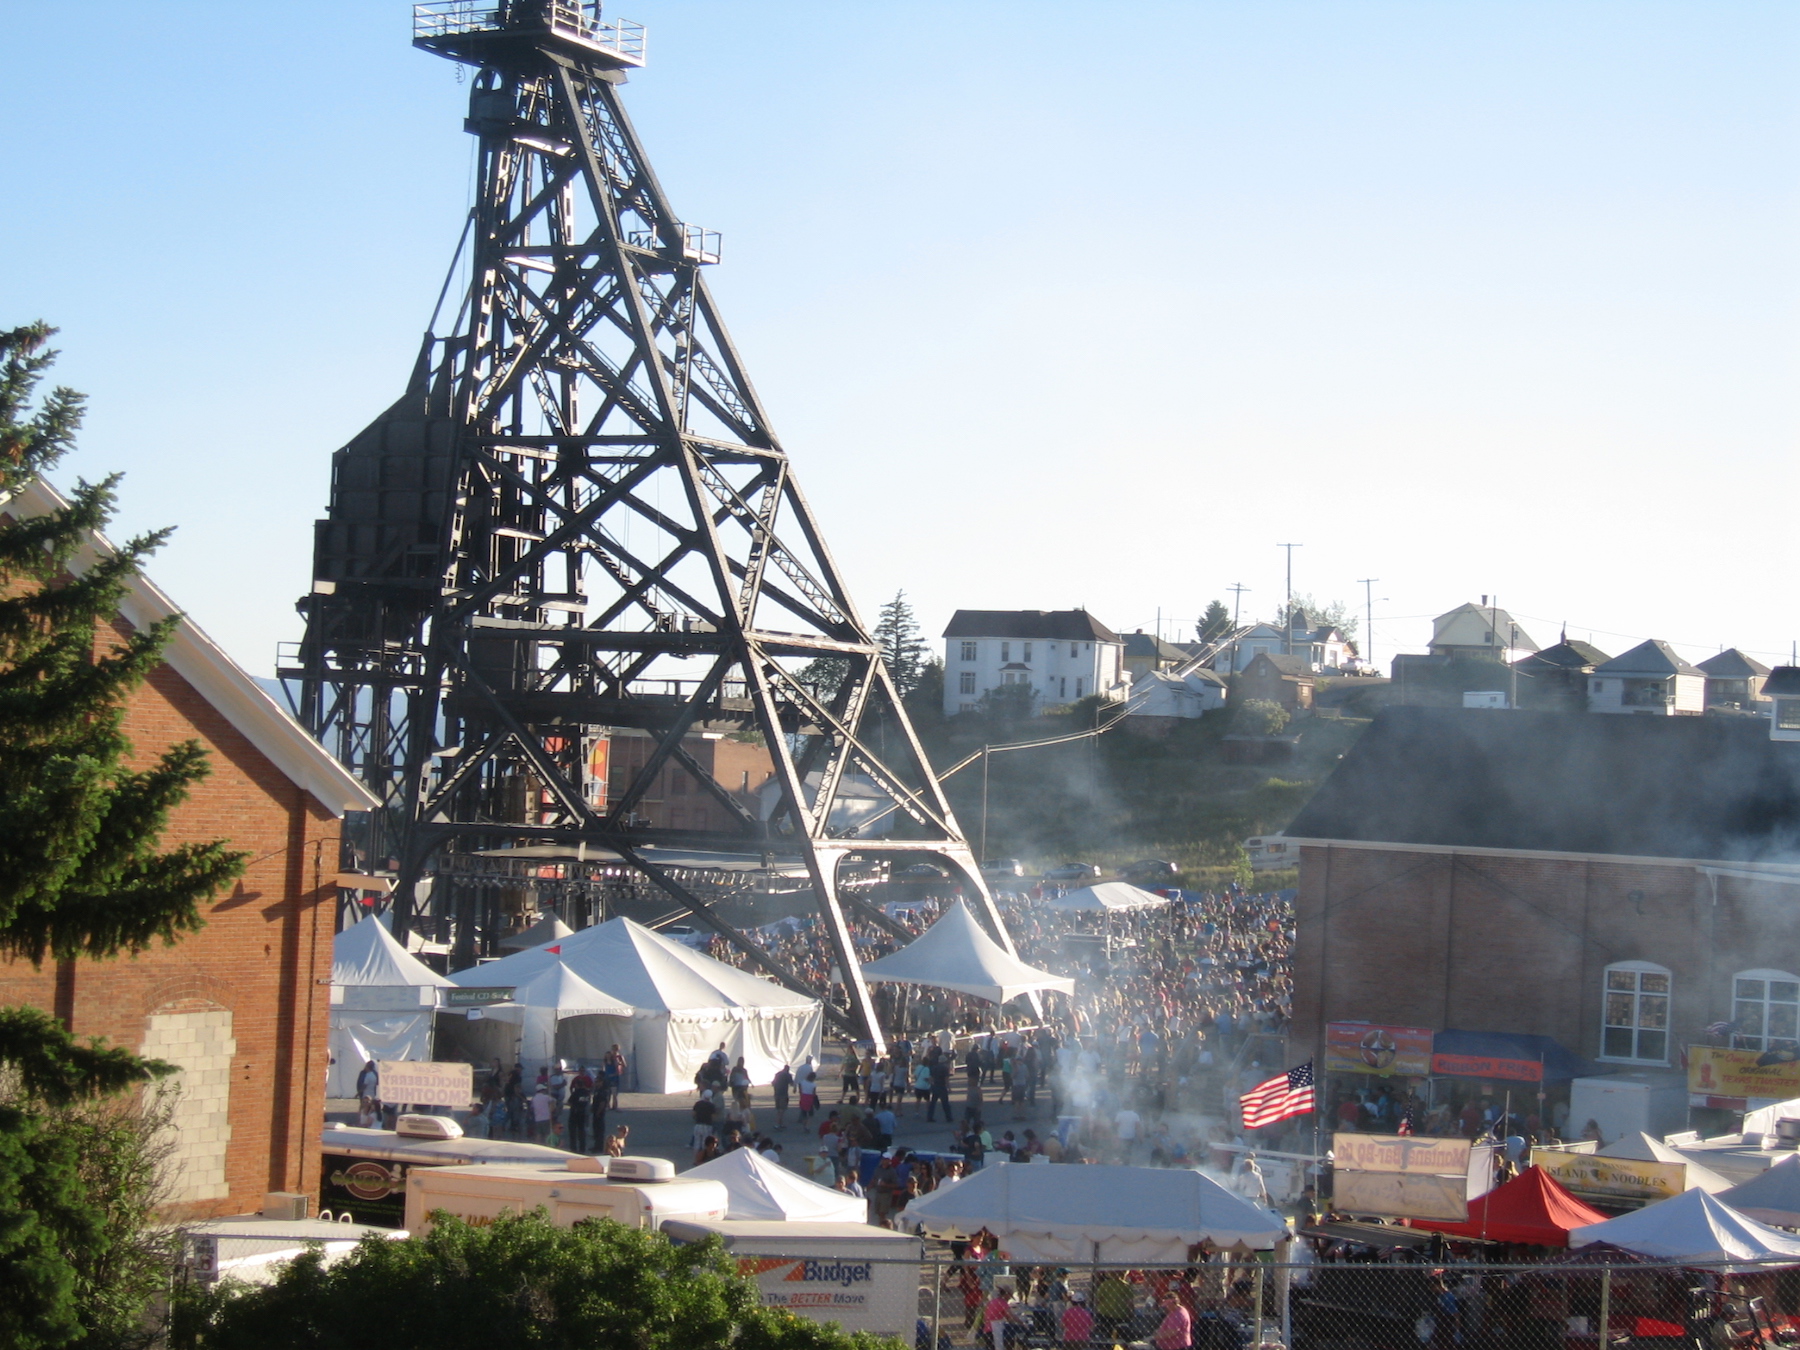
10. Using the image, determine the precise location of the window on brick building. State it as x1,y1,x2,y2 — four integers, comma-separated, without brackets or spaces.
1602,961,1671,1063
1732,969,1800,1054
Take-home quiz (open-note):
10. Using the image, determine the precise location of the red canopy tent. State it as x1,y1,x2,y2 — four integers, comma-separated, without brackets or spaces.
1411,1166,1609,1247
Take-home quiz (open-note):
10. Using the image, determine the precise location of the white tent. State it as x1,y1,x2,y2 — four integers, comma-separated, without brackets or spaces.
1044,882,1167,913
498,914,575,951
1598,1132,1733,1193
329,915,452,1097
448,917,821,1093
439,960,636,1073
861,901,1075,1005
902,1162,1285,1262
1719,1153,1800,1228
1570,1188,1800,1269
685,1147,867,1222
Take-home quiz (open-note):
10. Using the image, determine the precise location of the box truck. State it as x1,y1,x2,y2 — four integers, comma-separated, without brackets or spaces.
320,1115,574,1226
404,1155,728,1234
661,1219,923,1339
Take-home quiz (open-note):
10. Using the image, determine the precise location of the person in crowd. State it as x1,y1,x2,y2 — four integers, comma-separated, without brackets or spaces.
772,1062,794,1128
729,1056,752,1112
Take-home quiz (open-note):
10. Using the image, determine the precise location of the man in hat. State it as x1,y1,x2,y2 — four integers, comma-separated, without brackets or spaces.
1060,1289,1093,1347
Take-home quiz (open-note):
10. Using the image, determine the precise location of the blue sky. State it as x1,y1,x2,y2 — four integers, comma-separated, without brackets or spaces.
3,2,1795,674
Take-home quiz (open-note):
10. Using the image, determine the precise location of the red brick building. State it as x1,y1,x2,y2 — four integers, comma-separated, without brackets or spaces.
1285,705,1800,1125
0,479,376,1219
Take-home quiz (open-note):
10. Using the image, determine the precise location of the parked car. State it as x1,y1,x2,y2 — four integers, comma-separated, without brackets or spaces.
895,862,949,881
1120,858,1178,882
1043,862,1102,882
981,859,1024,879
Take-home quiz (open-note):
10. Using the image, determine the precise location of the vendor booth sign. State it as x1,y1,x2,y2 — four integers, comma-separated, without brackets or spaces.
1324,1022,1433,1077
1532,1150,1684,1205
1333,1133,1471,1175
1431,1053,1542,1083
377,1061,473,1109
1688,1046,1800,1101
1331,1170,1469,1223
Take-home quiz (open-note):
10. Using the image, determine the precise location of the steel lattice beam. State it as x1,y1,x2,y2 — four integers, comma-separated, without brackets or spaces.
288,2,1011,1045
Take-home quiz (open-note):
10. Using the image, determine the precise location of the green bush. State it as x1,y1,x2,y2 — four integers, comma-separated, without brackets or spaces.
172,1210,900,1350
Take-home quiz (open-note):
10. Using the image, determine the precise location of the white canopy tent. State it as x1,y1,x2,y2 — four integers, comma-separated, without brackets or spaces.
902,1162,1285,1263
1044,882,1167,913
1598,1132,1733,1193
438,960,636,1073
1570,1189,1800,1269
861,902,1075,1005
684,1147,867,1222
498,914,575,951
329,915,453,1097
1719,1154,1800,1228
449,917,821,1093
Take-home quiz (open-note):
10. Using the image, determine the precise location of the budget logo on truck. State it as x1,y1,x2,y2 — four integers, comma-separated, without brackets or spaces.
785,1260,872,1288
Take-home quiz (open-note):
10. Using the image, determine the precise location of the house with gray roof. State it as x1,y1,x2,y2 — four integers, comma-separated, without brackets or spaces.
1587,639,1705,716
1698,649,1772,710
940,609,1127,716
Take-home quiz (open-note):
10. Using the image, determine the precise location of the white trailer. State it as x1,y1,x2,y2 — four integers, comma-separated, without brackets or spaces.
404,1155,727,1234
661,1219,923,1339
1570,1071,1689,1146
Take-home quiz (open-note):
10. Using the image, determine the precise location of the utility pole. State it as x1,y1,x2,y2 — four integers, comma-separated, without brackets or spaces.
1228,584,1249,630
1356,578,1384,673
1277,544,1302,651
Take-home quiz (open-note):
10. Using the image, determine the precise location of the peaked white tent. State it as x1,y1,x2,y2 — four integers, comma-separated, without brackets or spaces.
1598,1132,1733,1193
903,1162,1285,1262
1719,1153,1800,1228
499,913,576,951
1569,1188,1800,1269
861,902,1074,1005
329,915,453,1097
449,917,821,1093
1044,882,1166,913
441,960,636,1072
685,1147,867,1222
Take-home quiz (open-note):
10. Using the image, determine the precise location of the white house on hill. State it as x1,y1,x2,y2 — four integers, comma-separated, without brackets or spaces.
1429,601,1540,664
1587,640,1705,716
941,610,1128,716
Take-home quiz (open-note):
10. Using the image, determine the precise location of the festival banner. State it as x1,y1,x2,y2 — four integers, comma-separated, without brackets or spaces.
378,1060,474,1109
1323,1022,1434,1077
1333,1133,1472,1175
1687,1046,1800,1101
1331,1170,1469,1223
1430,1053,1543,1083
1531,1149,1684,1205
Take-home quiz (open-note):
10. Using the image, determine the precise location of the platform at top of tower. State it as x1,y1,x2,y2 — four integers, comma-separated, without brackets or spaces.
413,2,646,70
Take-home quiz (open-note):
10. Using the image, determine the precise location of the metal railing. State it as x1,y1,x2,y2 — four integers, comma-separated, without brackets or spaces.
412,3,647,65
624,223,723,264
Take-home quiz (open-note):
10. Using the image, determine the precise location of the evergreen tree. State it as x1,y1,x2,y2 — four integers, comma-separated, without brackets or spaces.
0,323,246,1347
1196,599,1233,643
871,590,927,695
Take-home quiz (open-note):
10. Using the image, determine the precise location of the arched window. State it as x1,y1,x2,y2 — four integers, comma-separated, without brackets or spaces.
1602,961,1671,1063
1732,970,1800,1054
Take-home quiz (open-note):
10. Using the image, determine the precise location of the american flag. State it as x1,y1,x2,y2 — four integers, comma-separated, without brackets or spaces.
1240,1061,1315,1130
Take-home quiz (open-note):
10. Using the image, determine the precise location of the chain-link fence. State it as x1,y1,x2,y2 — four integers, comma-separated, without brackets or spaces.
728,1252,1800,1349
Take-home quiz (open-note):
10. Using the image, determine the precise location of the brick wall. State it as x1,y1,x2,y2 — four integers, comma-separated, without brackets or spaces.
0,634,342,1221
1292,842,1800,1073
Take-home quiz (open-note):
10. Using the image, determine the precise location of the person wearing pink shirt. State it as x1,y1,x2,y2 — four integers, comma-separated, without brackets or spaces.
1151,1291,1192,1350
1059,1290,1094,1346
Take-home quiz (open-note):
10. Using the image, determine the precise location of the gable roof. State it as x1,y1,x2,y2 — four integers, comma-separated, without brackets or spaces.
1432,602,1539,654
1592,638,1705,679
1285,706,1800,864
943,609,1119,643
1244,652,1313,679
2,477,378,816
1699,648,1772,680
1123,631,1187,662
1516,639,1611,673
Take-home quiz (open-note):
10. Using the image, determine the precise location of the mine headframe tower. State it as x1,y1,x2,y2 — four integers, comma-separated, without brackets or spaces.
287,1,1010,1042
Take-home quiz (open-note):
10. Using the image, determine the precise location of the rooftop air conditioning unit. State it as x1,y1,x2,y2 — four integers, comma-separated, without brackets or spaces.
395,1114,464,1141
603,1155,675,1182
